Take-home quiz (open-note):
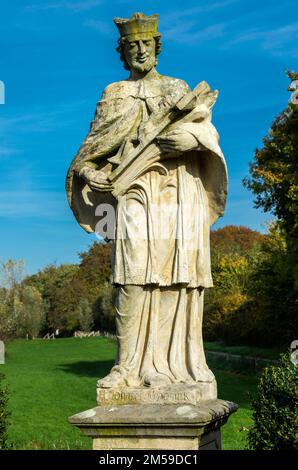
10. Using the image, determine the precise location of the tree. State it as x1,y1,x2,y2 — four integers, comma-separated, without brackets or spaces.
23,243,114,335
0,259,25,290
78,298,93,332
0,260,26,339
243,71,298,239
25,264,84,335
77,242,112,302
248,224,298,346
96,282,116,333
0,245,113,337
204,226,263,343
0,288,15,339
77,242,114,331
17,286,45,339
242,71,298,345
204,251,255,343
210,225,264,258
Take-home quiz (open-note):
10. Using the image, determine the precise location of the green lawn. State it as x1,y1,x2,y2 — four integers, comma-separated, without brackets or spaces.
204,341,282,360
1,337,258,450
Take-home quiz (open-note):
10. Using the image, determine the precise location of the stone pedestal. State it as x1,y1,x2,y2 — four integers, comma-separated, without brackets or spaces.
69,399,237,450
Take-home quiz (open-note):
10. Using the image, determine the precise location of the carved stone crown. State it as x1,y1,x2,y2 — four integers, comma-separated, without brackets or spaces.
114,12,159,40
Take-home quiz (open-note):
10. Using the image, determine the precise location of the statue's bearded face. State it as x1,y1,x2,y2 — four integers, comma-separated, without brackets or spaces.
124,37,156,73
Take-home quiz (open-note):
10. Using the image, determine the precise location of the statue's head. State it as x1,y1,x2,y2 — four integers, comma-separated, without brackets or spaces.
114,13,162,74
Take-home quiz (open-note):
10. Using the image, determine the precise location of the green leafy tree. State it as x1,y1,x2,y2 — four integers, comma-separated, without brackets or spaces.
77,242,113,331
17,285,45,339
248,224,298,346
23,243,113,335
243,71,298,239
0,288,15,339
25,264,84,335
244,71,298,294
96,282,116,333
77,242,112,302
0,260,26,338
0,259,25,290
204,226,263,343
242,71,298,345
78,298,93,332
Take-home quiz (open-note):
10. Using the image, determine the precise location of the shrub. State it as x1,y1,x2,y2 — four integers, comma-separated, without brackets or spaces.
0,373,10,449
248,353,298,450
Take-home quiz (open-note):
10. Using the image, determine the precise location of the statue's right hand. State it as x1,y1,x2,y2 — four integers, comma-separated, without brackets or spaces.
78,165,113,192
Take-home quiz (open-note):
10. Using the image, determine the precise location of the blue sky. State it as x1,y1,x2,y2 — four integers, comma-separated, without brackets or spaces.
0,0,297,274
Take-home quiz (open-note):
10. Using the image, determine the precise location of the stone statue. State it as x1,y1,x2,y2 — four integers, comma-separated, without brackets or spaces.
66,13,227,401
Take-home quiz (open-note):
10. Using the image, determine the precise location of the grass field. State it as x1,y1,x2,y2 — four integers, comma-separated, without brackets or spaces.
1,337,259,450
204,341,282,360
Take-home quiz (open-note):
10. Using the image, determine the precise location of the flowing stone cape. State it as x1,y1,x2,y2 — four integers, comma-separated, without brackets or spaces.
66,74,227,288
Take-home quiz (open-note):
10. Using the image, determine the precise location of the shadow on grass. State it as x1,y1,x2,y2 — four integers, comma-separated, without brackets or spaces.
57,360,115,378
57,361,257,411
215,368,258,410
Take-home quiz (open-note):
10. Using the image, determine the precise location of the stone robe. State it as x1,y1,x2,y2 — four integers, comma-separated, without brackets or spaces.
66,73,227,386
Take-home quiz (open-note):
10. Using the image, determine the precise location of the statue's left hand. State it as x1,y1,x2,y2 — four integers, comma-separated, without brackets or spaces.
156,128,199,154
78,166,114,192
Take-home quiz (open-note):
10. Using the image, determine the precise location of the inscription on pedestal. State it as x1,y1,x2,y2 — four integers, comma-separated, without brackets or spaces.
97,382,217,406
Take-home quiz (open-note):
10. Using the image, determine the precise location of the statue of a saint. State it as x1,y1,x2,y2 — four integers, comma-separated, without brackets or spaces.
66,13,227,394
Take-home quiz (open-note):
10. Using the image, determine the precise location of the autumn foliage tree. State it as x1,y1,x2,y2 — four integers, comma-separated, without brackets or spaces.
243,71,298,345
24,264,83,334
244,71,298,240
23,242,113,335
0,260,45,339
210,225,264,256
204,226,264,343
243,70,298,290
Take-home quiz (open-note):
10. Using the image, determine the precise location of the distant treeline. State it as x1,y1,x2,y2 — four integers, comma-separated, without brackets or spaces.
0,223,296,347
0,71,297,348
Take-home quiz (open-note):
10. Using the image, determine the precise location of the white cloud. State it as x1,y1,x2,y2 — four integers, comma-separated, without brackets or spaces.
160,1,298,58
165,23,226,44
0,189,67,220
162,20,197,40
0,146,21,157
162,0,238,24
0,101,86,163
83,19,111,35
222,22,298,57
230,23,298,47
25,0,104,13
0,101,86,135
161,0,237,44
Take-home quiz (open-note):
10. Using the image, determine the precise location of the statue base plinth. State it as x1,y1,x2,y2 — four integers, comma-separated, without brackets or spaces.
69,399,237,450
96,382,217,406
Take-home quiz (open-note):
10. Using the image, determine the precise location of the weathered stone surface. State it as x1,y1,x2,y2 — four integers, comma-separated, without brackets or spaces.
0,341,4,365
70,399,236,426
97,382,217,406
69,399,237,450
92,436,199,451
66,12,228,393
67,11,234,451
